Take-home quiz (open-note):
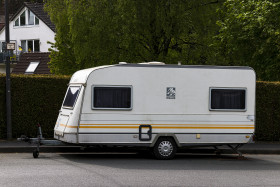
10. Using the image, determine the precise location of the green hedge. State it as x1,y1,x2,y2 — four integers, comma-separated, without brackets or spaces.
0,74,70,139
0,75,5,138
255,81,280,141
0,74,280,141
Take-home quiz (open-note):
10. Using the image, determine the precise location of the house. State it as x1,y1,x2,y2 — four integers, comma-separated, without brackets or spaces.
0,2,55,73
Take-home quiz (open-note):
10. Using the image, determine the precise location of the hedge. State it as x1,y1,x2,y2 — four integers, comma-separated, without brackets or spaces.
255,81,280,141
0,74,70,139
0,74,280,141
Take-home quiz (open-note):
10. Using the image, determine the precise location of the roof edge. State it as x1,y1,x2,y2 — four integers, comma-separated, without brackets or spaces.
116,63,254,70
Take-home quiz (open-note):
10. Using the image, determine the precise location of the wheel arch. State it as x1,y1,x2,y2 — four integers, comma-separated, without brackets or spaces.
150,134,181,147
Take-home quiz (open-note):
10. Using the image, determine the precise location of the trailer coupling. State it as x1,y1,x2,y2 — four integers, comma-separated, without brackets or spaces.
17,124,66,158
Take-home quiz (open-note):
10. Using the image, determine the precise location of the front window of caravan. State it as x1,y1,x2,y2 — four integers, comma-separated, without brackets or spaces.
63,86,81,108
92,86,132,109
210,88,246,111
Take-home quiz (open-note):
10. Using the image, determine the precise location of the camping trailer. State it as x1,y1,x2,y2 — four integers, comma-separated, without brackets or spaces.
54,62,256,159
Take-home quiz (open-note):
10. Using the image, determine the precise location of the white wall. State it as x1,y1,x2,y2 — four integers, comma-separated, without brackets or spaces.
0,7,55,53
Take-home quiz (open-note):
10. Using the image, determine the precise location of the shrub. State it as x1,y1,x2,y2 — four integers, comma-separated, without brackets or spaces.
0,74,70,138
0,74,5,138
255,81,280,141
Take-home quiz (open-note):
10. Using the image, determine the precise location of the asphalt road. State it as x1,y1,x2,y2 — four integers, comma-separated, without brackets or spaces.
0,153,280,187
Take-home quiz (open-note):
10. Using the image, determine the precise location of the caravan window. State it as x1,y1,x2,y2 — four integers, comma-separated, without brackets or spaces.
92,86,132,110
63,86,81,108
210,88,246,111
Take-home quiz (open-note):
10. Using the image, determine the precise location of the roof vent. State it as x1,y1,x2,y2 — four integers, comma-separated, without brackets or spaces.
138,61,165,65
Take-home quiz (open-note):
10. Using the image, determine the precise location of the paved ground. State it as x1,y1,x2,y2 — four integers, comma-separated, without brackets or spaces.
0,153,280,187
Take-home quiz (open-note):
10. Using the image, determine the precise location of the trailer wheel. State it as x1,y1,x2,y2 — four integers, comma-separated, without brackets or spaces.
153,137,177,160
33,149,39,158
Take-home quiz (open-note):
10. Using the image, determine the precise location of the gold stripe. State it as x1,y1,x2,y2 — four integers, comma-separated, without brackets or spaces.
153,126,254,129
61,123,254,129
79,126,254,129
80,124,254,126
60,124,78,128
80,126,138,129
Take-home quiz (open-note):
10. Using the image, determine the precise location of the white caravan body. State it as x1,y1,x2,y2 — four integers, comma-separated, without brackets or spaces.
54,63,255,148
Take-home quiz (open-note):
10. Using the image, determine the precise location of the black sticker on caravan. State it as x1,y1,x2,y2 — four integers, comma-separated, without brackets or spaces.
166,87,176,99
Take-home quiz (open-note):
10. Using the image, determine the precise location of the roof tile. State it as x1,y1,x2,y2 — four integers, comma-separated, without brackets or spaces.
12,52,51,74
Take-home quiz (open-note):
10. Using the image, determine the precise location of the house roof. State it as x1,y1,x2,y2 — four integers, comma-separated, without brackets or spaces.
8,2,55,32
12,52,51,74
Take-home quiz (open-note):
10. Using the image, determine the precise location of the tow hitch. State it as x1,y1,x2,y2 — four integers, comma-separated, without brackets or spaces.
18,124,66,158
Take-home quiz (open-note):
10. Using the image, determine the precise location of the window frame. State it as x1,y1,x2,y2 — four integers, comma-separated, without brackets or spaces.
209,87,247,112
15,18,19,26
35,17,39,25
14,9,39,27
62,86,82,110
28,10,35,25
19,11,26,26
91,85,133,110
21,39,40,52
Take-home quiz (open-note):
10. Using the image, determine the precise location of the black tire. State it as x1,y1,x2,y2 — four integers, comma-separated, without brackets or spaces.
153,137,177,160
33,149,39,158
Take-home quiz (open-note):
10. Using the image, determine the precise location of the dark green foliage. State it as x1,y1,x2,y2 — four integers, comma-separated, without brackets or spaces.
0,74,70,139
0,74,279,141
45,0,223,75
213,0,280,81
255,81,280,141
44,0,280,81
0,75,5,138
44,0,78,75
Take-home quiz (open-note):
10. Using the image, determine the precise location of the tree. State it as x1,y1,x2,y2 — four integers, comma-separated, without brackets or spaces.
213,0,280,81
45,0,222,75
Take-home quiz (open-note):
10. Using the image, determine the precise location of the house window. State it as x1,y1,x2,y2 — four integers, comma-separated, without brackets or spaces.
34,40,40,51
25,62,39,74
15,18,19,26
209,88,246,111
14,9,39,27
28,10,34,25
20,11,26,26
21,40,40,52
35,17,39,25
92,86,132,109
63,86,81,108
21,40,26,52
